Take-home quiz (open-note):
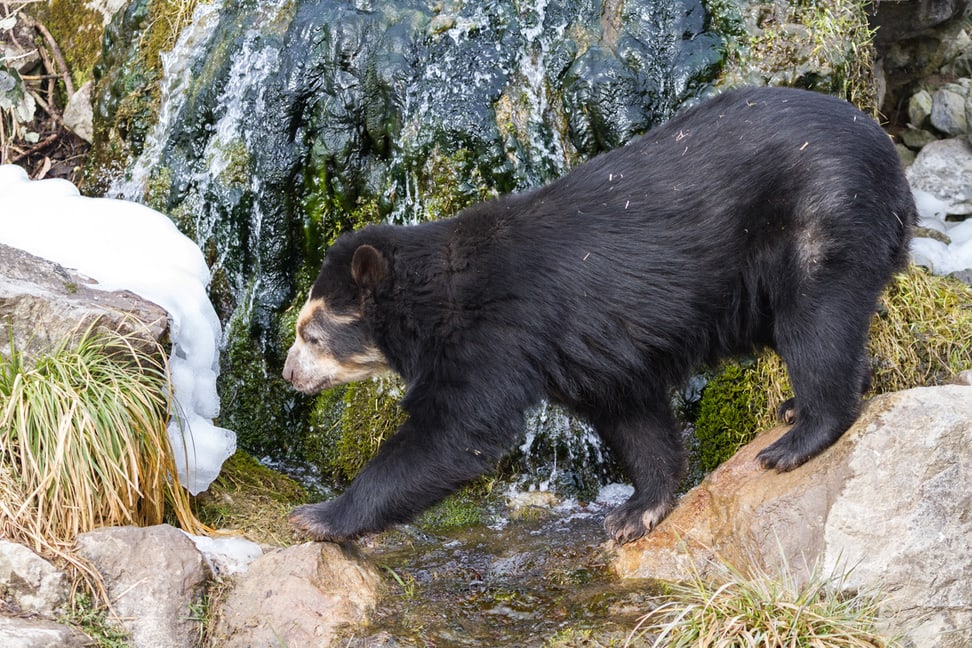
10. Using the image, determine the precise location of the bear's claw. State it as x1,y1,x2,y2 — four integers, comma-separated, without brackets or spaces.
776,397,798,425
756,434,812,472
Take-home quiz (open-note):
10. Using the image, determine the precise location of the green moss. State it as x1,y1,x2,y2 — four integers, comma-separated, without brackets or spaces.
32,0,105,90
211,138,251,190
693,361,771,473
217,296,302,456
303,377,408,484
145,165,174,212
416,489,487,532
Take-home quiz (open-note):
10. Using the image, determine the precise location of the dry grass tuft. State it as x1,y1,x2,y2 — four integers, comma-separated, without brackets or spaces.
0,323,207,595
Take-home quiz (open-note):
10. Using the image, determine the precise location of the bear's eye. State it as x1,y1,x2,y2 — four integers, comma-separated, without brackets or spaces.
303,333,322,346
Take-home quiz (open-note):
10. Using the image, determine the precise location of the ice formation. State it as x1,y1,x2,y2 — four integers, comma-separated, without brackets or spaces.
0,164,235,494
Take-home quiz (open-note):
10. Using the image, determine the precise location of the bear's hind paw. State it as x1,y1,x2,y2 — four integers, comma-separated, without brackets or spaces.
776,397,797,425
604,499,672,545
756,431,815,472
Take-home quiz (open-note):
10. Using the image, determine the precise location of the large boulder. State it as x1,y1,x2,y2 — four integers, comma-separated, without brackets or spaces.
614,385,972,648
0,540,70,617
212,542,381,647
75,525,211,648
0,243,167,362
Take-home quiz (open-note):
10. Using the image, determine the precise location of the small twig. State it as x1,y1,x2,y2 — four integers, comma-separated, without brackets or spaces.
20,14,74,98
28,88,63,125
30,33,56,108
9,132,58,163
20,73,62,82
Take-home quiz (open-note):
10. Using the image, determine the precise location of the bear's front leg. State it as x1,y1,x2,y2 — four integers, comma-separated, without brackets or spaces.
290,415,512,541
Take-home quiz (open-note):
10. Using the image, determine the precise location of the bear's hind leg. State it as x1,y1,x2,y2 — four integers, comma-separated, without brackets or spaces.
775,368,871,425
758,290,874,471
595,404,686,544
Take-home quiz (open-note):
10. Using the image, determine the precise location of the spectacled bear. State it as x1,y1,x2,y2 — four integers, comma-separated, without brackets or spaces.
283,86,915,545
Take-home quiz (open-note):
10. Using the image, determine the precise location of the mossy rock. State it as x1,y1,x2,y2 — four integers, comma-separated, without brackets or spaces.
29,0,105,91
191,450,307,546
692,361,774,474
80,0,205,194
302,377,408,485
416,488,490,532
713,0,879,113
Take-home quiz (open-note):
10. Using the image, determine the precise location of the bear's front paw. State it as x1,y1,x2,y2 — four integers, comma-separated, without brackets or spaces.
604,499,673,545
289,501,358,542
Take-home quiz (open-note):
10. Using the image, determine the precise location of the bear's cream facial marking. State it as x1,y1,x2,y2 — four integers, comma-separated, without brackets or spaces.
282,297,389,394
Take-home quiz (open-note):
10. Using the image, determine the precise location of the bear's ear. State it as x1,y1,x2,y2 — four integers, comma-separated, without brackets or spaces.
351,244,388,290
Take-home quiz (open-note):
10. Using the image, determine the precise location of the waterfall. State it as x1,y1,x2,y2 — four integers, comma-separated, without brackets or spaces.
106,1,224,202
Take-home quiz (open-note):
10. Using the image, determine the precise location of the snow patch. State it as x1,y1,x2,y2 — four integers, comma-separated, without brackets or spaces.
0,164,235,494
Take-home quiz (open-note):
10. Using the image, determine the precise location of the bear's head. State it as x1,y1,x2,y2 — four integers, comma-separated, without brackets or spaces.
283,243,390,394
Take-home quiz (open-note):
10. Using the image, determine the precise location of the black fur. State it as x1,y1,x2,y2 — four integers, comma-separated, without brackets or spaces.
288,87,915,544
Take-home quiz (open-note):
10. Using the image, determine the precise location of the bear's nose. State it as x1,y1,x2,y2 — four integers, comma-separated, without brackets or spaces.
282,348,296,383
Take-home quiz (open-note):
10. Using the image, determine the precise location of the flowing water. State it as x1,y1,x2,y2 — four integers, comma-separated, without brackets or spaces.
349,491,661,646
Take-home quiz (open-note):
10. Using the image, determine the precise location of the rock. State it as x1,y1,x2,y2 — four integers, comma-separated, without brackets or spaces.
895,142,917,166
909,88,934,127
901,125,939,149
0,14,39,73
951,268,972,284
63,81,94,143
212,542,381,648
941,24,972,76
0,541,70,616
0,243,168,364
875,1,971,111
906,137,972,215
75,525,211,648
931,85,969,136
870,0,969,43
614,385,972,648
85,0,129,25
968,91,972,144
0,616,94,648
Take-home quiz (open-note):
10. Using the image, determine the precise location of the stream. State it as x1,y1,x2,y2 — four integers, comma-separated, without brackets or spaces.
349,493,660,646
